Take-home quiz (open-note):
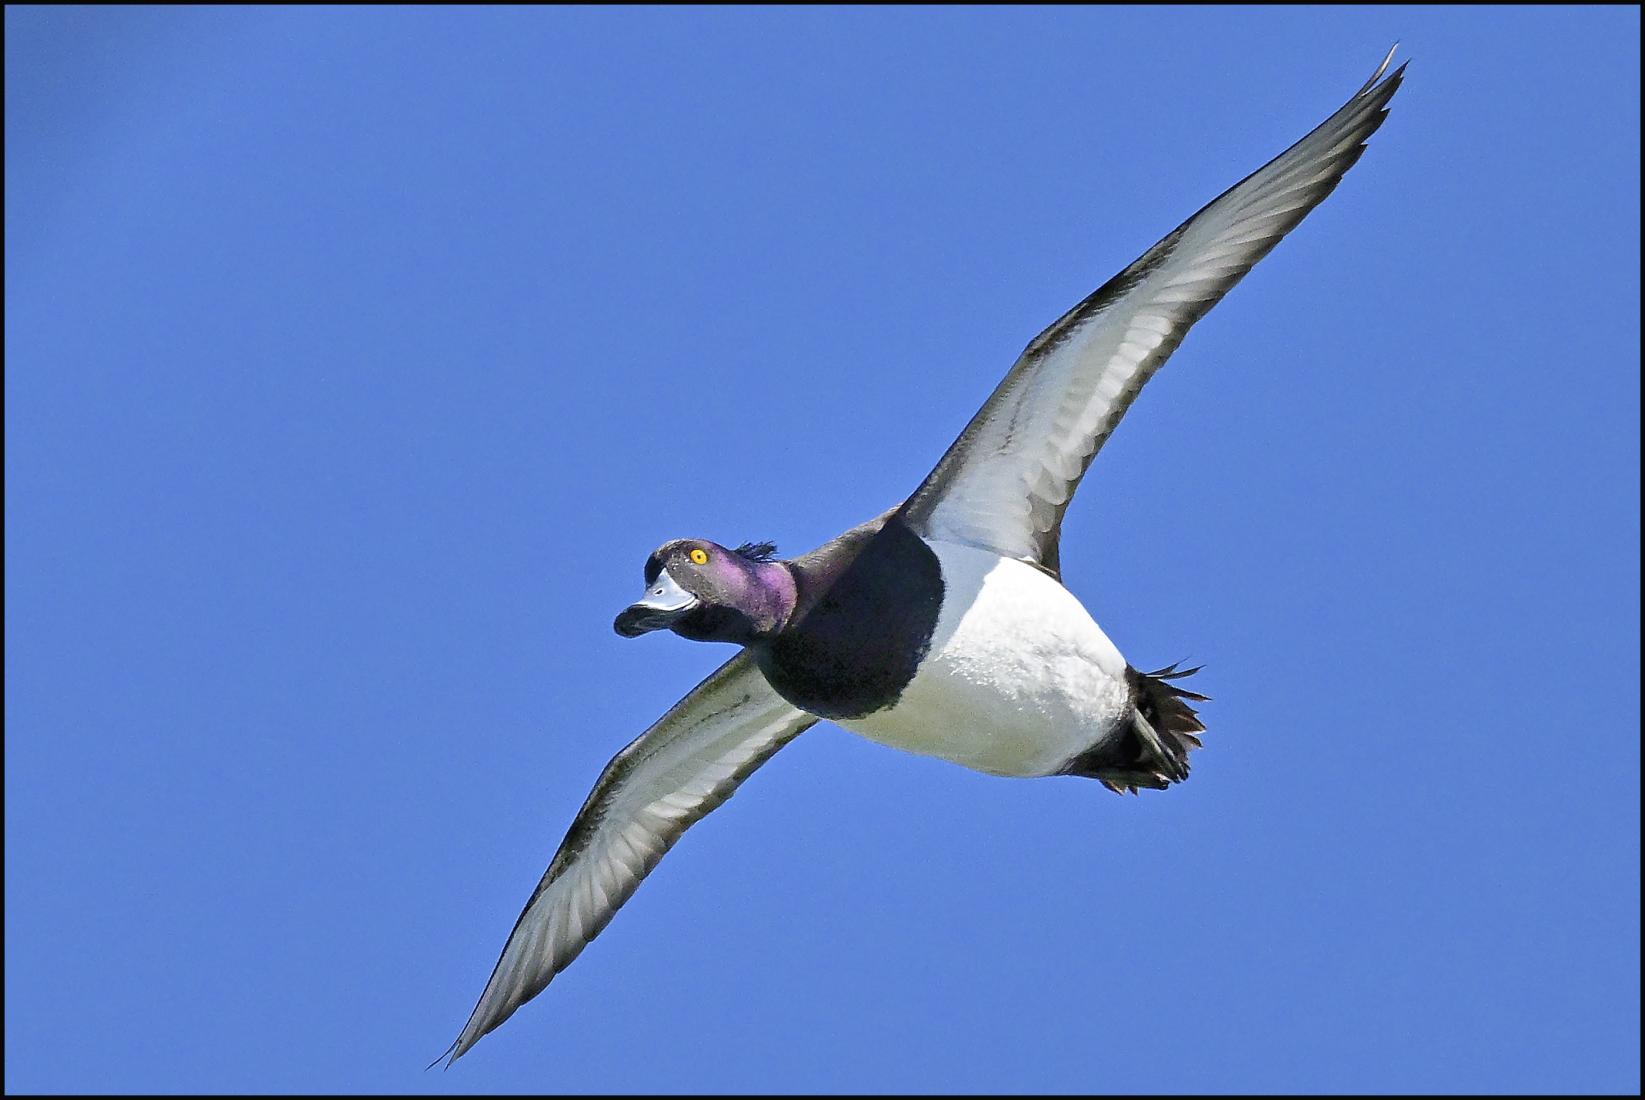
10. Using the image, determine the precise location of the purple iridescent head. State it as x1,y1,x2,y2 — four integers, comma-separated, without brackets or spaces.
613,539,796,645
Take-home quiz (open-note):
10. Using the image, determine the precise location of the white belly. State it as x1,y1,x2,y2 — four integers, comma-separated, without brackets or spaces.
835,539,1132,777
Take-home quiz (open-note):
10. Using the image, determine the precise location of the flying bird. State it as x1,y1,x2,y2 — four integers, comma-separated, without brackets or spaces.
440,47,1405,1064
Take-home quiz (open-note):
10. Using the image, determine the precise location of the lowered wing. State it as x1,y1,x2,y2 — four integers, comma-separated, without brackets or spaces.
440,651,817,1064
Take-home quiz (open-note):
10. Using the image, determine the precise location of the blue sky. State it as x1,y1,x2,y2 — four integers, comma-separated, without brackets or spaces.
5,6,1639,1094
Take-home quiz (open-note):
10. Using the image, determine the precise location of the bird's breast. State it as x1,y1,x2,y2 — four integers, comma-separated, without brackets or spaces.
755,519,945,720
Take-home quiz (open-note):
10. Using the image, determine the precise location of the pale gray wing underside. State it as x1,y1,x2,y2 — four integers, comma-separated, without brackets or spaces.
901,49,1406,576
443,651,816,1064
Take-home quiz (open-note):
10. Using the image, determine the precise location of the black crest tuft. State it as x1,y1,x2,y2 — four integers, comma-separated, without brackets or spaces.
733,541,780,563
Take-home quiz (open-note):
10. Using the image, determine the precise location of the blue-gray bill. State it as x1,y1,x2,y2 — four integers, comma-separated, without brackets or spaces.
613,571,699,636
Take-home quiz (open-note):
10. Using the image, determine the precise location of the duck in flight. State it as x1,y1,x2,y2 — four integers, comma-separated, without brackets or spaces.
440,47,1405,1064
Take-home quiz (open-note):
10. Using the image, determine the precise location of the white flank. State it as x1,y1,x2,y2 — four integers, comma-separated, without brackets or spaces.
836,540,1132,777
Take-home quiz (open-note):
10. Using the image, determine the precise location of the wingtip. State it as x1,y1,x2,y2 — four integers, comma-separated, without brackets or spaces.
426,1038,462,1072
1358,43,1402,96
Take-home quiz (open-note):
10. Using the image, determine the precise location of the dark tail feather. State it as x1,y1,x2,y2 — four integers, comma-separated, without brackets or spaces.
1065,664,1209,795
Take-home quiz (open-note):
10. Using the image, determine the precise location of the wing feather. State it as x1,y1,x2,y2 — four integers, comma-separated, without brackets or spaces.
440,651,816,1064
901,48,1406,576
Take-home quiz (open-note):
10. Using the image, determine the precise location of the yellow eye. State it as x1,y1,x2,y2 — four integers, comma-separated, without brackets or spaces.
689,548,709,565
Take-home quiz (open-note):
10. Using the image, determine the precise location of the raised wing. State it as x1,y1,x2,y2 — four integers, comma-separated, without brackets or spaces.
440,651,816,1064
900,48,1406,577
